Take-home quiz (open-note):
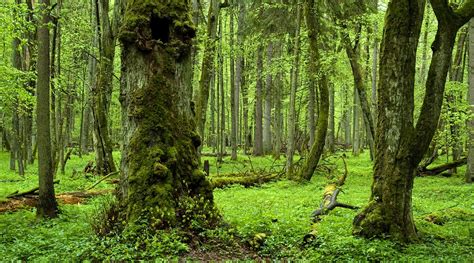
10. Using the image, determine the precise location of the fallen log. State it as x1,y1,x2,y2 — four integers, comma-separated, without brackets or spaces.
303,156,358,244
417,157,467,176
210,173,280,189
7,180,60,199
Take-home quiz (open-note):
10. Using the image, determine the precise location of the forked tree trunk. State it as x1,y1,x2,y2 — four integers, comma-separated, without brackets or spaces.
353,0,473,242
119,0,215,226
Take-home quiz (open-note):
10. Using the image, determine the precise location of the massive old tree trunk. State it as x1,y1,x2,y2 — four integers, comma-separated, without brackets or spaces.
297,0,329,181
119,0,216,226
91,0,117,175
37,0,58,219
353,0,474,242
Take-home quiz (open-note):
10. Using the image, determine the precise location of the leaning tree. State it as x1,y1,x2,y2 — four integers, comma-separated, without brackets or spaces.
353,0,474,242
118,0,217,228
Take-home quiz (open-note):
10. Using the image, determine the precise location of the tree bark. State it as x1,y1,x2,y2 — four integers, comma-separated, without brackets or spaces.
37,0,58,219
119,0,215,226
343,28,375,157
263,43,273,154
297,0,329,182
91,0,117,175
230,7,238,160
195,0,220,146
326,83,335,153
286,3,302,176
467,18,474,183
254,46,264,156
236,2,246,154
353,0,473,242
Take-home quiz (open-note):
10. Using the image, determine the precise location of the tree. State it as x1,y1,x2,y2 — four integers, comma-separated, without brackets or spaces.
353,0,474,242
254,45,264,156
467,17,474,184
285,1,301,176
195,0,220,148
91,0,117,175
297,0,329,181
118,0,216,227
37,0,58,219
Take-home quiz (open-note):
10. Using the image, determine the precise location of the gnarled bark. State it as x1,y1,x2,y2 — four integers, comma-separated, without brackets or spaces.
353,0,474,242
119,0,216,227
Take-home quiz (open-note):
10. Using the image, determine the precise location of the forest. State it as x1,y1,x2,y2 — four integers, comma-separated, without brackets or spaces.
0,0,473,261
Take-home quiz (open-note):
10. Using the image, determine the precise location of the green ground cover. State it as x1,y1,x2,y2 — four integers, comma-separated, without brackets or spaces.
0,150,472,261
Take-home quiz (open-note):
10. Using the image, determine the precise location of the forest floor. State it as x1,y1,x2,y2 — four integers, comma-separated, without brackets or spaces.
0,149,473,261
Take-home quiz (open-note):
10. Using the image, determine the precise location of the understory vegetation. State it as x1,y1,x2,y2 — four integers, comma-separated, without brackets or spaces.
1,151,472,261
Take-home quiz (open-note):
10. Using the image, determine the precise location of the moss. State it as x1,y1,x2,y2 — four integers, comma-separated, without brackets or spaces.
353,200,387,238
118,0,216,237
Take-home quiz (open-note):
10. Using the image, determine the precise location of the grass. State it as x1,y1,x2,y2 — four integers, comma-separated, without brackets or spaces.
0,149,473,261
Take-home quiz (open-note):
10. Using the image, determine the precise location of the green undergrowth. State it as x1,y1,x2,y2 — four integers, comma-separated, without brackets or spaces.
0,150,473,261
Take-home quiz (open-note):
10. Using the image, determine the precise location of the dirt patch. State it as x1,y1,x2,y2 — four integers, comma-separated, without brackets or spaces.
0,189,113,213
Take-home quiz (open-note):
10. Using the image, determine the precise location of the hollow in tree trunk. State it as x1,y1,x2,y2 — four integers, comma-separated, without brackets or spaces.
119,0,216,227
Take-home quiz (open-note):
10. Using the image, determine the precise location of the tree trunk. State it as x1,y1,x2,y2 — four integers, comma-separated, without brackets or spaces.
37,0,58,219
92,0,117,175
307,65,316,147
254,46,264,156
352,88,360,155
119,0,215,227
326,83,335,153
343,85,351,147
286,3,302,176
230,8,237,160
343,28,375,157
297,0,329,182
236,2,246,154
353,0,473,242
419,5,431,84
467,18,474,183
219,16,226,161
195,0,220,146
11,11,24,176
263,43,273,154
273,70,283,159
448,27,468,173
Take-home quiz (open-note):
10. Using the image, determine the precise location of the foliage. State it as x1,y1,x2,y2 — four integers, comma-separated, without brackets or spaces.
0,151,473,261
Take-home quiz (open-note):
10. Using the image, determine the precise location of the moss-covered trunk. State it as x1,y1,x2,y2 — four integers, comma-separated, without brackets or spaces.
119,0,215,227
297,0,329,181
353,0,473,242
